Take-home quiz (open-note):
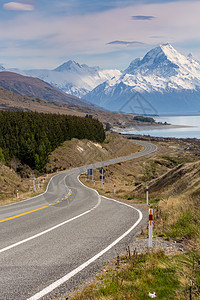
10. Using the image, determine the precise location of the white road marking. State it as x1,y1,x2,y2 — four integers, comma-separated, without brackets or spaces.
27,198,143,300
0,189,101,254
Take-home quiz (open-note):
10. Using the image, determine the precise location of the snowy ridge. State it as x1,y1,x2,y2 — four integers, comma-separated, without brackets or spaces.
6,62,121,98
84,44,200,114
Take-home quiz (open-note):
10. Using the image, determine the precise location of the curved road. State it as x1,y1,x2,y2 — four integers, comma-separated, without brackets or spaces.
0,140,157,299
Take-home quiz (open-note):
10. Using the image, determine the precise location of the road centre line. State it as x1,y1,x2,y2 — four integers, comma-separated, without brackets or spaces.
27,197,143,300
0,206,48,223
0,187,100,254
0,189,72,223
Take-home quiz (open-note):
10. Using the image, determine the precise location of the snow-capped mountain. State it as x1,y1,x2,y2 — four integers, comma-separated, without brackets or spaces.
2,43,200,115
7,60,121,98
84,44,200,115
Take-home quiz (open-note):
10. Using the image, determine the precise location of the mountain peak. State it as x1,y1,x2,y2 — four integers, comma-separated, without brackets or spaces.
53,60,100,74
125,43,183,76
54,60,82,72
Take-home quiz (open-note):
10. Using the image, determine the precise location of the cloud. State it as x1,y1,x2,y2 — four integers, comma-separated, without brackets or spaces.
132,15,156,20
1,0,200,69
3,2,35,11
107,40,145,46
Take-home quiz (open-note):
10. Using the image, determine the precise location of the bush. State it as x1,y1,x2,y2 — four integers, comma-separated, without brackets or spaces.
133,115,155,123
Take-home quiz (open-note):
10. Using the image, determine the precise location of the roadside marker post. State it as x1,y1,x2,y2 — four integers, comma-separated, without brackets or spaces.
148,208,153,248
16,190,19,199
146,186,149,205
87,169,94,181
99,168,105,189
31,178,36,192
114,184,116,195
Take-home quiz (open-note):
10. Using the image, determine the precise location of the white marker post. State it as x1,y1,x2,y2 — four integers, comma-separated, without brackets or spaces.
16,190,19,199
146,186,149,205
114,184,116,195
32,178,36,192
148,208,153,248
101,170,103,189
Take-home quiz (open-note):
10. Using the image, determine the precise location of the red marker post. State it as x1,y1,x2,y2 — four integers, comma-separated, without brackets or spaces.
114,184,116,195
149,208,153,248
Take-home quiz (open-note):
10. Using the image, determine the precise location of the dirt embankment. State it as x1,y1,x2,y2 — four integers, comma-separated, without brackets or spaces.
45,132,142,172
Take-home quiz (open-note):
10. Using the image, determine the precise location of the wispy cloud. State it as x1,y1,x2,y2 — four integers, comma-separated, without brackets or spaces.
132,15,156,20
3,2,35,11
1,0,200,69
107,41,145,46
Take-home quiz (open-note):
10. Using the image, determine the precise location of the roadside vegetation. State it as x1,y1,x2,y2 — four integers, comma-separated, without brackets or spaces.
133,115,155,123
72,249,200,300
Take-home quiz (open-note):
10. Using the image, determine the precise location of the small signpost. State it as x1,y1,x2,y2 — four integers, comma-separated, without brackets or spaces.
148,208,153,248
99,167,106,189
16,190,19,199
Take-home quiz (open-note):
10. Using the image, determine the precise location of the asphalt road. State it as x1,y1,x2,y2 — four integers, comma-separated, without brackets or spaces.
0,140,157,300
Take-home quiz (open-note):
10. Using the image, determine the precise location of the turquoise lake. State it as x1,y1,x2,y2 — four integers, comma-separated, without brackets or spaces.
122,116,200,139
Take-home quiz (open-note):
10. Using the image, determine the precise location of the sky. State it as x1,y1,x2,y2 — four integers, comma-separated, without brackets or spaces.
1,0,200,70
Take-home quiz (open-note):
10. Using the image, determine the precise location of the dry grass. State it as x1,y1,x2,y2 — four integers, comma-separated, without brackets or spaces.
0,163,55,206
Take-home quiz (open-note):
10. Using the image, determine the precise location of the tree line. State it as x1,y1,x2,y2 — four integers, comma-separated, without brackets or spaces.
0,111,105,171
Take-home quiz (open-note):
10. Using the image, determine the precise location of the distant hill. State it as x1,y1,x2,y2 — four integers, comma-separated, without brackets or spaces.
0,87,138,128
0,71,102,110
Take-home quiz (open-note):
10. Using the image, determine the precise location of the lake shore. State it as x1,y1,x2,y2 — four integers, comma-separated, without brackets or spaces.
113,123,194,133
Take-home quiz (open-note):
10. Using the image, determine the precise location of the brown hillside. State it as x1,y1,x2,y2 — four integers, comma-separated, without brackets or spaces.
0,87,140,128
0,71,101,109
135,160,200,198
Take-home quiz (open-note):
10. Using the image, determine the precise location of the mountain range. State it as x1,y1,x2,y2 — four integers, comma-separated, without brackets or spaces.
5,61,121,99
1,43,200,115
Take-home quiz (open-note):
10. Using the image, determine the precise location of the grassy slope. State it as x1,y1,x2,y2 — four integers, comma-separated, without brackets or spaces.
46,132,142,172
